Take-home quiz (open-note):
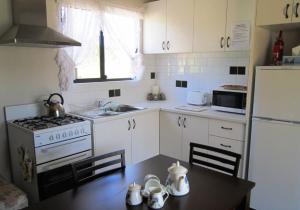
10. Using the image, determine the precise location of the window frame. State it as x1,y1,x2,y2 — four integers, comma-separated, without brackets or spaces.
74,31,133,83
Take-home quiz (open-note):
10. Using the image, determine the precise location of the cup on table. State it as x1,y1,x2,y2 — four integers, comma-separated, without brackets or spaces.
147,186,169,209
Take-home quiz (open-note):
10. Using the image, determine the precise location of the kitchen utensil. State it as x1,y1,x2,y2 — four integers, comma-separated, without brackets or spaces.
147,187,169,209
126,182,142,206
165,161,189,196
44,93,65,118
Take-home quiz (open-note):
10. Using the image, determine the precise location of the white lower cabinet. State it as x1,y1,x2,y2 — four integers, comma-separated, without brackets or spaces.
94,118,132,165
160,111,246,177
208,119,245,177
132,111,159,164
160,111,209,161
93,110,159,166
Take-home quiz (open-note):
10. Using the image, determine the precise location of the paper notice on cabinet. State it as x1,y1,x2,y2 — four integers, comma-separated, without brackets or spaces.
230,21,251,50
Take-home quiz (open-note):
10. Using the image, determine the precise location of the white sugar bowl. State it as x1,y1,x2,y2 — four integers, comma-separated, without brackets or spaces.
126,182,143,206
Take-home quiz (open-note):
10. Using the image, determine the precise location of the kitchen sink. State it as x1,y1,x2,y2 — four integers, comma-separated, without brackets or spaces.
75,104,145,119
109,104,145,113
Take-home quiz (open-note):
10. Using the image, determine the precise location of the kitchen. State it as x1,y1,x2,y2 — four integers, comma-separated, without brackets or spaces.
0,0,300,210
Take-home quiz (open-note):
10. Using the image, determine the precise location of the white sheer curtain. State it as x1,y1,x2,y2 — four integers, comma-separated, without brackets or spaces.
55,0,144,91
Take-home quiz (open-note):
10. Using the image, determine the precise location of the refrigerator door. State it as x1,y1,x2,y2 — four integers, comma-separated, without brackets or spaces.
253,68,300,122
249,118,300,210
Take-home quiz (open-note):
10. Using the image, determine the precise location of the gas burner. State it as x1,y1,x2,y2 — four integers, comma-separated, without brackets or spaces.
13,115,85,131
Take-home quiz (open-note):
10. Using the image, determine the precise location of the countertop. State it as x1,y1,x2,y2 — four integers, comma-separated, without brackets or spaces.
73,101,246,124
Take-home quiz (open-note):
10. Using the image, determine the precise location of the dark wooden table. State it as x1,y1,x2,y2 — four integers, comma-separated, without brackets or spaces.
25,155,255,210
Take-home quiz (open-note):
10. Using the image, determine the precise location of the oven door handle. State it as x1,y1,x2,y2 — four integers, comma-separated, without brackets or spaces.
41,138,87,153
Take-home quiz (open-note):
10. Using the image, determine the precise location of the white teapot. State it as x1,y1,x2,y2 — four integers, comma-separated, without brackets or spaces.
165,161,190,196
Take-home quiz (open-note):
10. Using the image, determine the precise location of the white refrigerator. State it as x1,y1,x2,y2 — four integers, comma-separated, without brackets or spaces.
249,66,300,210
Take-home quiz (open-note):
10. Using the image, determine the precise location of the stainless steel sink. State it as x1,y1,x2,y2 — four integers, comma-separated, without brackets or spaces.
109,104,145,113
75,104,145,119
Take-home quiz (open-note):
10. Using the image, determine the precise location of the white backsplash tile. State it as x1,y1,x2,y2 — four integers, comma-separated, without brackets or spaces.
154,52,250,103
63,52,249,109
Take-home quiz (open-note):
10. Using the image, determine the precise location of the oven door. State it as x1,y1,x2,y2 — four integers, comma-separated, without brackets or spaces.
35,135,91,166
212,90,246,114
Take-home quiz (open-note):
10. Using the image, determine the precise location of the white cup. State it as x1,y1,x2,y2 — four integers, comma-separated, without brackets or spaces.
147,187,169,209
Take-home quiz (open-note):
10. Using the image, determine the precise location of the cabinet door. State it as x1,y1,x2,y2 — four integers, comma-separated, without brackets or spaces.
143,0,167,54
132,111,159,164
292,0,300,23
166,0,194,53
182,116,209,162
93,118,132,165
160,111,182,160
256,0,293,26
193,0,227,52
225,0,254,51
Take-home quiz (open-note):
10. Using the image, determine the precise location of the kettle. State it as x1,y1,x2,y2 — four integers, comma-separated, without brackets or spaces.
165,161,189,196
44,93,65,118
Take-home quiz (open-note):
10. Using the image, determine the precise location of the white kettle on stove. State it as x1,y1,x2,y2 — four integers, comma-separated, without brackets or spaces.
165,161,189,196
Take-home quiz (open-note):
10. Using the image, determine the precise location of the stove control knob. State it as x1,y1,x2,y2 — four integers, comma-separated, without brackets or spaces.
75,129,79,135
49,135,54,141
69,131,73,137
62,132,67,138
56,134,61,140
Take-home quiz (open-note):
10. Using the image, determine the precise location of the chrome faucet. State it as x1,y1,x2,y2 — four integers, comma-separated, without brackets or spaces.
98,100,113,112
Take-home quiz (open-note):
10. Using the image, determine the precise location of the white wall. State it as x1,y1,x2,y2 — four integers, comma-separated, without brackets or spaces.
154,52,250,103
0,0,61,179
0,0,147,179
62,55,157,111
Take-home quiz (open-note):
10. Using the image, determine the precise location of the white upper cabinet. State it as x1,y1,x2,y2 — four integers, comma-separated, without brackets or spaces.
193,0,252,52
143,0,167,54
226,0,254,51
193,0,227,52
293,0,300,22
166,0,194,53
143,0,194,54
256,0,294,26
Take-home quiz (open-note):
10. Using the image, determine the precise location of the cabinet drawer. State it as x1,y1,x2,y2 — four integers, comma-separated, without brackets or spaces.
209,135,244,155
209,120,245,141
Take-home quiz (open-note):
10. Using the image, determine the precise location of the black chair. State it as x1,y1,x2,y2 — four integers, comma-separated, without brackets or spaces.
189,142,241,177
72,150,125,186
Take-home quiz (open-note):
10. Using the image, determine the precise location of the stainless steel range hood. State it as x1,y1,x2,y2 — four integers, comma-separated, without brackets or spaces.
0,0,81,48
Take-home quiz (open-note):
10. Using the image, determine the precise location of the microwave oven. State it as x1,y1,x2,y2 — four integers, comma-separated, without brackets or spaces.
212,89,247,114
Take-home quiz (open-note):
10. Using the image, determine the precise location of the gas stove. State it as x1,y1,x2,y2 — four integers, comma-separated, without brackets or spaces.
12,115,85,131
5,103,93,203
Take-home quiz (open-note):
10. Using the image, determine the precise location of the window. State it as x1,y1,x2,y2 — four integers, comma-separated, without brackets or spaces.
65,7,140,83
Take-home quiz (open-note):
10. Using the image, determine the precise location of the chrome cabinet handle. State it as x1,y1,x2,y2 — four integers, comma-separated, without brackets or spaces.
295,2,299,17
220,37,224,48
221,126,233,131
167,41,170,50
162,41,165,50
178,116,181,127
128,120,131,130
183,118,187,128
226,36,231,48
133,119,136,129
220,143,232,148
285,4,290,19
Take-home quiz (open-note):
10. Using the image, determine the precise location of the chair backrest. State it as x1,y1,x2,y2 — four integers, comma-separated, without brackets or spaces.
189,142,241,177
72,150,125,186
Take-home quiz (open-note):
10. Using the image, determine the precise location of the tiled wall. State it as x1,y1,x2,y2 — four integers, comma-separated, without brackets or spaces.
63,54,157,111
63,52,250,111
147,52,250,103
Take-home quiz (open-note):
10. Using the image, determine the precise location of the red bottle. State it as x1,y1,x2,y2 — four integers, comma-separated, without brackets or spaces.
272,30,284,65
